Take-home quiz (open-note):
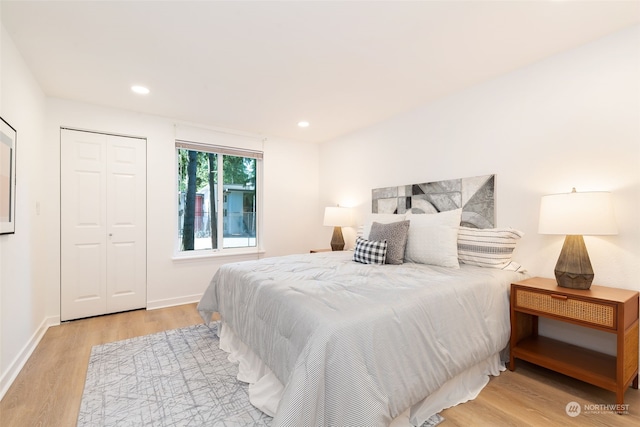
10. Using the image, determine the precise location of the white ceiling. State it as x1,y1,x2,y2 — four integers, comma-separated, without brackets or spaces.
2,1,639,143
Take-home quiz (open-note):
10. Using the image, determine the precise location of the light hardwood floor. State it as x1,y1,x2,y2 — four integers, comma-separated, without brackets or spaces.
0,303,638,426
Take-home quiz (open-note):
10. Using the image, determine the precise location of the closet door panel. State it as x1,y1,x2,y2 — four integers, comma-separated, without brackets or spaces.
61,130,107,321
105,135,146,313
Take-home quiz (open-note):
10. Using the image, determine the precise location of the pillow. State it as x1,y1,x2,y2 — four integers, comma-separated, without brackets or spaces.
361,213,406,239
368,220,410,265
404,209,462,268
353,237,388,265
457,226,524,271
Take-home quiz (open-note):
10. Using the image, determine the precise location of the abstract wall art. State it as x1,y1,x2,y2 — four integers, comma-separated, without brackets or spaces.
372,174,495,229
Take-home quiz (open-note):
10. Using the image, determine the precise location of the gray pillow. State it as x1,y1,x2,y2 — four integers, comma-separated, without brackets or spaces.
369,220,410,265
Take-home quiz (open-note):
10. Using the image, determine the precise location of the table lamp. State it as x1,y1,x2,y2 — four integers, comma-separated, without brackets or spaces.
538,188,617,289
323,206,352,251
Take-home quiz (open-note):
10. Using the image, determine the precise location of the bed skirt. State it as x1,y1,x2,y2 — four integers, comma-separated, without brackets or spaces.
216,321,505,426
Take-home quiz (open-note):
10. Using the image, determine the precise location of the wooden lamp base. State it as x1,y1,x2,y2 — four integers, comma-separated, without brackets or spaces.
330,226,345,251
554,235,594,290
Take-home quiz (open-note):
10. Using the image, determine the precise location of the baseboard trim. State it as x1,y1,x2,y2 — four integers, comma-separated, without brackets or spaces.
0,315,58,401
147,294,202,311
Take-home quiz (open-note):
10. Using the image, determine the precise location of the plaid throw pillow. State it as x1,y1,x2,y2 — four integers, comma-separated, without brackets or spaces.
353,237,388,265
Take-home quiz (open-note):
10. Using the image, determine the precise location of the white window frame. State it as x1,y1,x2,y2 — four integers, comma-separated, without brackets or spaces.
173,139,263,259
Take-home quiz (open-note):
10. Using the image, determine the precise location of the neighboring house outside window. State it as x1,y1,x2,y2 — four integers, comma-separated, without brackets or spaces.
176,140,262,253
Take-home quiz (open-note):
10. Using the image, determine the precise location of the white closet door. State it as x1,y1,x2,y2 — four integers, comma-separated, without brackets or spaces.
61,129,146,321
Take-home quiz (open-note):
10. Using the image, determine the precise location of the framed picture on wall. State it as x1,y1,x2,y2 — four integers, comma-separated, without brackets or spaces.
1,116,17,234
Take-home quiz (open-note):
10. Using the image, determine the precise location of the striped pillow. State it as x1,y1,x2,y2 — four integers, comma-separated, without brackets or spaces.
353,237,388,265
457,226,524,271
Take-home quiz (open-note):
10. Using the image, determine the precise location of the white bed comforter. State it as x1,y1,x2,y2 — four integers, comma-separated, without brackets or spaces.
198,251,525,426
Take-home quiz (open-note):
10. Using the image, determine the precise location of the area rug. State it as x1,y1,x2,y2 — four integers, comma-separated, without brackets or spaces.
78,324,443,427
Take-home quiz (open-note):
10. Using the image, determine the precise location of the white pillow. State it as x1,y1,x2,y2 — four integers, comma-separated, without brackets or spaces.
362,213,407,239
404,209,462,268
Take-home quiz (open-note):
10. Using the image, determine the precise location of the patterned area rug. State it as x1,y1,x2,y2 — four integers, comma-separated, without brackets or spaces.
78,324,443,427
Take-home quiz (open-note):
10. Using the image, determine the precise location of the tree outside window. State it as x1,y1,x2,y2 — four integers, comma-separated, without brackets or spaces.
177,146,259,252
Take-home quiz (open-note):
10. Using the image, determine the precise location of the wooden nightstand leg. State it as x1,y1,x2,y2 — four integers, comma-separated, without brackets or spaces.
615,388,625,414
633,373,638,389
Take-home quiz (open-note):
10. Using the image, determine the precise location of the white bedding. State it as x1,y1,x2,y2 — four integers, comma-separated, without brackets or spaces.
198,251,527,426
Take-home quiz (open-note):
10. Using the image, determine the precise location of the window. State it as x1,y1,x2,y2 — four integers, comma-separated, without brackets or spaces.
176,140,261,253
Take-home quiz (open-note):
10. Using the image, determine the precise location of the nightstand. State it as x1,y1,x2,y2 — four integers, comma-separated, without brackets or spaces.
509,277,639,410
310,249,333,253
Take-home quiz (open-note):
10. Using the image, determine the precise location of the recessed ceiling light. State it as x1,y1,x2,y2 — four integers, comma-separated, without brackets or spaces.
131,85,150,95
298,121,310,128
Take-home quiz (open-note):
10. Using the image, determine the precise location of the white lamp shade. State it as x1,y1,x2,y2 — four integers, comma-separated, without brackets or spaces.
323,206,352,227
538,190,618,236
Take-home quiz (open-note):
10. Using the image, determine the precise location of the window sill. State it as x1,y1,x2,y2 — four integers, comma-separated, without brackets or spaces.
172,247,266,262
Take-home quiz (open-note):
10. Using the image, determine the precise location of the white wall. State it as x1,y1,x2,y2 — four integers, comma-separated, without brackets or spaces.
319,26,640,351
0,25,48,396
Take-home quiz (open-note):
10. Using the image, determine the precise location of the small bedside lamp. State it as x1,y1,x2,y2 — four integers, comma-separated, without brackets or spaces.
323,206,352,251
538,188,618,289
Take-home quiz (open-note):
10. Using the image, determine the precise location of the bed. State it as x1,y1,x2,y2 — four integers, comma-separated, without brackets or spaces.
198,174,527,426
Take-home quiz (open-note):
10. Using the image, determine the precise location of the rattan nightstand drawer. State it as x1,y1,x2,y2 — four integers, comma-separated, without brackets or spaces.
515,288,616,329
